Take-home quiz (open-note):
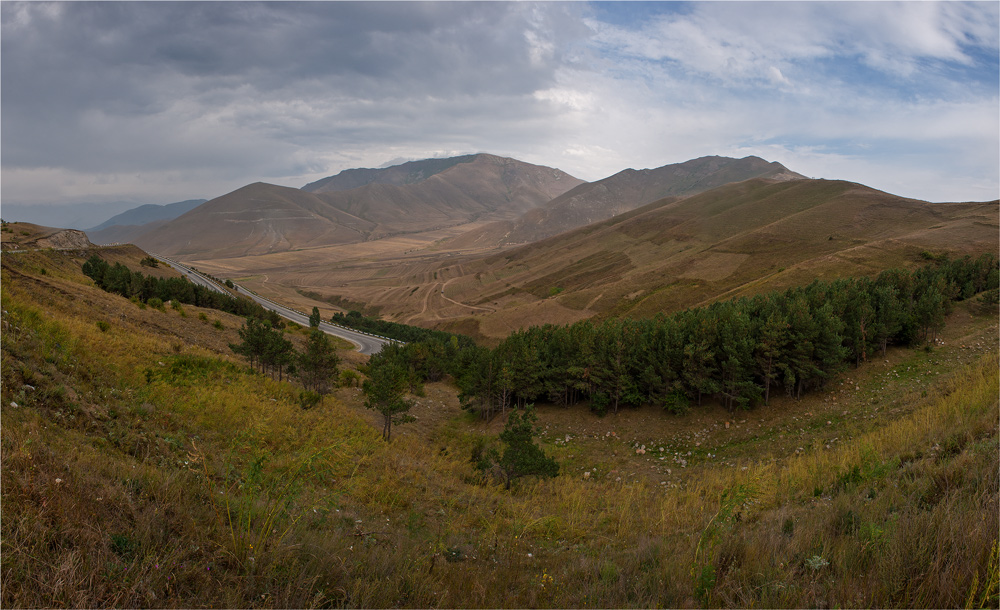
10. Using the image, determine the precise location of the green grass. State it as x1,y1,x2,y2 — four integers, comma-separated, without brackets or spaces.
1,249,997,608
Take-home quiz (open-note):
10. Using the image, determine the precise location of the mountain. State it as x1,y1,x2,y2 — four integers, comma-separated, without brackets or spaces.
302,155,485,192
86,220,172,247
297,178,996,339
132,182,377,259
451,155,804,248
87,199,208,246
88,199,207,232
134,154,584,258
2,201,142,230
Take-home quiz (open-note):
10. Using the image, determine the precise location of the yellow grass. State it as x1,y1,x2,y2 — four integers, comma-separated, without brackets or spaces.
2,248,997,607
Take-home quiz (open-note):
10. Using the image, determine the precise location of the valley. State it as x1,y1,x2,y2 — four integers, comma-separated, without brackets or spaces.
184,177,998,343
2,234,997,608
4,153,998,609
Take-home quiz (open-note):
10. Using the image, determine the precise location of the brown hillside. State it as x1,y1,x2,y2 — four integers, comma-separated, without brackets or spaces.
133,155,583,258
451,155,804,249
1,221,94,250
133,182,376,258
318,154,584,234
87,220,169,246
302,154,482,192
206,178,997,342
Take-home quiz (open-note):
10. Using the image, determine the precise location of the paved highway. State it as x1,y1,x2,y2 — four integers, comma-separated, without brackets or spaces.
149,253,392,355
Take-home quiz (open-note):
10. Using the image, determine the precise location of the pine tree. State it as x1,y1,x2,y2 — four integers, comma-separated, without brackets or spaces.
478,405,558,490
297,329,340,394
363,361,414,441
309,306,321,328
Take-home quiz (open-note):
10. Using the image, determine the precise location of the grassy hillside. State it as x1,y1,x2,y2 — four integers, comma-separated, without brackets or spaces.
2,247,997,608
455,155,804,248
220,178,997,342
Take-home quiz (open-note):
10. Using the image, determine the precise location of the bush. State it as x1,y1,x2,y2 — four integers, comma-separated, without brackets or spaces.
96,320,110,333
298,390,322,410
339,369,362,388
148,297,164,310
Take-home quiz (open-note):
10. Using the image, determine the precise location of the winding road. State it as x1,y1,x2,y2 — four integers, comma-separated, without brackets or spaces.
149,253,392,355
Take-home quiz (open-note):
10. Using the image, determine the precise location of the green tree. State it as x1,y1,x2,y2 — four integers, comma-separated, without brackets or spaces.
309,306,321,328
478,405,558,490
297,329,340,395
363,361,414,441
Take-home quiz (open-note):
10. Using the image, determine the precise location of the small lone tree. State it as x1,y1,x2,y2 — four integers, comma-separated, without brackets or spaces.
309,306,321,328
478,405,558,489
297,329,340,395
362,361,414,441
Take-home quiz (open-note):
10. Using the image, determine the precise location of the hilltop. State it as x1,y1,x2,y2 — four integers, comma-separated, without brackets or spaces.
1,221,94,251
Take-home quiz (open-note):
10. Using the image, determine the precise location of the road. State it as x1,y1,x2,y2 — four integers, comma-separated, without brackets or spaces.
149,253,392,355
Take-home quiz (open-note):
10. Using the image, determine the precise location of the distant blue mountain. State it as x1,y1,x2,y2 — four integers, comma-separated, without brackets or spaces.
88,199,207,232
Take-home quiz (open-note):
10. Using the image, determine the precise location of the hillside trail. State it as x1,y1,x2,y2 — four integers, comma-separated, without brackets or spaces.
439,277,494,313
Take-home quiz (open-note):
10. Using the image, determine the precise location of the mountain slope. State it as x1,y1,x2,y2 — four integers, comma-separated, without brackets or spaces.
134,154,584,258
133,182,377,258
87,199,207,232
302,155,483,192
452,155,803,248
278,178,996,340
1,221,94,250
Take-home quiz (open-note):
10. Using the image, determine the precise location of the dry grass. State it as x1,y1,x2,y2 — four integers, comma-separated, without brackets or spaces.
2,247,997,608
182,180,997,342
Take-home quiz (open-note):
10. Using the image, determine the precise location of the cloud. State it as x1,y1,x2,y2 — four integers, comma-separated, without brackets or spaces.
1,1,997,207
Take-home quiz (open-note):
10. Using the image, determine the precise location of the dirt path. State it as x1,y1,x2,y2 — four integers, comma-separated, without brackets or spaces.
585,292,605,310
440,277,494,312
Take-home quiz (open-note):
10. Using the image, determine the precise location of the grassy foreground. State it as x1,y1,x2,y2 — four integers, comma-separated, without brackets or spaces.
1,248,997,608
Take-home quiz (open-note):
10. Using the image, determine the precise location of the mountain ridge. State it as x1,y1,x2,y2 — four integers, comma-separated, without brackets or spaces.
449,155,805,249
87,199,208,233
132,154,584,258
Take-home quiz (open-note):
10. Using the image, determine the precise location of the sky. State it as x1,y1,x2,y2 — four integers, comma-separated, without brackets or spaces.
2,1,998,221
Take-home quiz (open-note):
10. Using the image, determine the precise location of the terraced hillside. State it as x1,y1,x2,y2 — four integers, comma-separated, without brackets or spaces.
198,178,997,341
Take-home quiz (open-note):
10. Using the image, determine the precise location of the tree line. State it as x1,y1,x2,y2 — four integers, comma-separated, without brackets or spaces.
332,309,478,346
82,254,281,324
363,254,998,420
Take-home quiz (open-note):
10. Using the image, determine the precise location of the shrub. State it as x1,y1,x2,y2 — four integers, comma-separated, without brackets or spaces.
476,405,558,490
299,390,322,410
148,297,164,310
339,369,361,388
96,320,110,333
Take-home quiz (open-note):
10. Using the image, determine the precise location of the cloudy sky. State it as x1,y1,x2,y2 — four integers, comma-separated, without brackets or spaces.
2,1,998,216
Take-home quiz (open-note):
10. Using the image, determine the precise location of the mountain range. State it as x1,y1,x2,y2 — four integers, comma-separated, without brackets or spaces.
87,153,801,259
122,154,584,258
448,155,803,248
261,176,997,340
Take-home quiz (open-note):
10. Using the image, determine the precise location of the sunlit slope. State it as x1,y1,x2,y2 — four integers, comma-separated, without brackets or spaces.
449,155,804,249
311,178,996,339
464,179,997,323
